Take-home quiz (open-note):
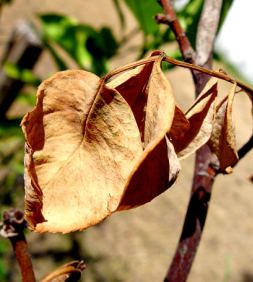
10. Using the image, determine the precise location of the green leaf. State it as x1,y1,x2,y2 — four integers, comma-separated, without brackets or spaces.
86,27,118,58
17,91,36,106
86,27,118,75
73,25,98,68
39,14,93,69
39,14,77,41
124,0,162,35
39,13,118,75
99,27,118,58
3,63,41,86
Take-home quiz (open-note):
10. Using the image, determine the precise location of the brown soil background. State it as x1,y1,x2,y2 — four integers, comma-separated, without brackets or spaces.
1,1,253,281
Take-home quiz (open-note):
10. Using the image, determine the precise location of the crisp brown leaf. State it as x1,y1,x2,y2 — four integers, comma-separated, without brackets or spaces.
40,260,85,282
21,58,178,233
117,137,180,210
208,83,238,172
168,78,218,158
167,106,190,149
109,59,178,209
22,70,144,233
107,62,153,141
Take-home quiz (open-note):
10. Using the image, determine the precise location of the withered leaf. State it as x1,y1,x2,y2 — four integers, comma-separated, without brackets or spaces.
21,58,178,233
22,70,144,233
118,136,180,210
108,58,179,210
208,83,238,172
107,62,153,141
40,260,85,282
169,78,218,159
167,106,190,147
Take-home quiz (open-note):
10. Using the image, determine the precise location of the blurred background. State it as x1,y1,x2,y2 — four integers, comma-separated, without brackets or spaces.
0,0,252,281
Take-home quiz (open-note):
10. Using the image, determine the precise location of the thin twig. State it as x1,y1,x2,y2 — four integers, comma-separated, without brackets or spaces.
104,55,160,81
104,53,253,97
157,0,196,63
40,260,86,282
0,209,36,282
164,56,253,96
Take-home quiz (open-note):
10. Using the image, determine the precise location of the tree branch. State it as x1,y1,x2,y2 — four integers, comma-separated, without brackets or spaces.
165,146,217,281
194,0,223,94
0,209,36,282
196,0,223,67
158,1,224,281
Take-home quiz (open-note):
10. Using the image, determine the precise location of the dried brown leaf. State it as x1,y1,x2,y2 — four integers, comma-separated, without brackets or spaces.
118,137,180,210
22,70,144,233
167,106,190,150
109,58,179,209
107,62,153,141
169,78,218,159
21,58,178,233
40,260,85,282
208,83,238,172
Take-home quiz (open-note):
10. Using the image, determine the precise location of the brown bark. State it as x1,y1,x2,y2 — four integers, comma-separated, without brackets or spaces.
0,209,36,282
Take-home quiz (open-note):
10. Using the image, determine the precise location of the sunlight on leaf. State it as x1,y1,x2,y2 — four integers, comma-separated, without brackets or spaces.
169,78,218,159
208,83,238,172
21,52,252,233
124,0,162,35
21,55,179,233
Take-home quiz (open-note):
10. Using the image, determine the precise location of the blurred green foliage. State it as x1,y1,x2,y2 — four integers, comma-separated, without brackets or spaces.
39,14,119,75
124,0,162,35
36,0,234,75
3,63,41,87
0,240,8,281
